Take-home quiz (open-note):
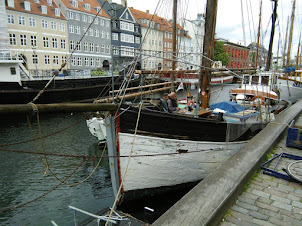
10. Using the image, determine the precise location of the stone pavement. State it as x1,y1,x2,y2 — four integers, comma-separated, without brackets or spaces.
222,117,302,226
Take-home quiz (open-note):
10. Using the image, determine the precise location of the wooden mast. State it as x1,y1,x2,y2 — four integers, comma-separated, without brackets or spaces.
255,0,262,69
282,16,289,68
295,34,301,75
200,0,218,109
171,0,178,91
286,0,296,67
265,0,278,71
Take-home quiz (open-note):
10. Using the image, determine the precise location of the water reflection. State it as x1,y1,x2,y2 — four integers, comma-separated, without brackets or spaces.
0,113,114,225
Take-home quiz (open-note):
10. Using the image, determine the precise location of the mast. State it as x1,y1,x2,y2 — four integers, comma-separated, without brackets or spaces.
282,16,289,67
255,0,262,69
265,0,278,71
171,0,177,91
200,0,218,109
295,34,301,74
286,0,296,67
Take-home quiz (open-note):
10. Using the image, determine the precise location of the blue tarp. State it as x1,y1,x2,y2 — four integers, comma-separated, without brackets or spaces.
210,101,245,114
284,66,295,73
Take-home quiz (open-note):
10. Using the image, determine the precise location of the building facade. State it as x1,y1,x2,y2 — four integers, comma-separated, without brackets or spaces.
181,14,205,70
57,0,111,72
99,0,141,72
5,0,69,75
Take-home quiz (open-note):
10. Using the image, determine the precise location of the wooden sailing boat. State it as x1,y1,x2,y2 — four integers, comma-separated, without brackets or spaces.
98,0,273,201
277,0,302,104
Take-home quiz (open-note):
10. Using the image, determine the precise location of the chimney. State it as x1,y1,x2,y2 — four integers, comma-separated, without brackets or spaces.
146,10,149,14
121,0,127,7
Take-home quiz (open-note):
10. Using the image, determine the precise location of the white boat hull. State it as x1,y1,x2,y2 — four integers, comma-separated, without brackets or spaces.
278,78,302,103
118,133,247,193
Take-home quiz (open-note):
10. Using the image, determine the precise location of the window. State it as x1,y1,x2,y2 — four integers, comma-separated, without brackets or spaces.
84,3,90,11
101,44,105,53
52,38,58,48
75,13,80,21
89,43,94,52
135,37,140,44
106,32,110,39
9,34,16,45
45,55,50,64
95,44,100,53
46,0,52,6
41,19,48,29
18,16,25,25
95,7,101,13
20,34,27,46
112,33,118,40
101,31,105,38
10,67,16,75
120,21,134,32
88,16,92,23
70,40,75,50
121,33,134,43
68,12,73,19
71,0,78,8
76,26,80,34
71,57,76,66
54,8,60,17
69,25,74,33
43,37,49,47
32,54,38,64
7,0,14,7
51,21,57,30
41,5,47,14
61,39,66,49
77,57,82,66
113,46,118,55
96,58,100,67
84,57,89,66
94,18,98,24
90,58,94,67
7,15,15,24
88,28,93,36
95,29,99,37
125,13,129,19
24,1,31,11
83,27,87,36
53,56,59,65
82,15,87,22
29,18,36,27
76,41,81,51
83,42,88,52
62,56,67,64
59,23,65,31
106,45,110,54
106,21,109,27
100,19,104,26
121,46,134,56
31,35,37,47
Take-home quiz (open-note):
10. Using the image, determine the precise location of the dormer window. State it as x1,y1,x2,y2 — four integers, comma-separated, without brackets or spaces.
41,5,47,14
54,8,60,17
71,0,78,8
34,0,40,3
95,7,101,13
24,1,31,11
83,3,90,11
7,0,14,8
46,0,52,6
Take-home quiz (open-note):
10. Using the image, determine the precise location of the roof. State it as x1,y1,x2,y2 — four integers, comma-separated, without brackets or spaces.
60,0,110,18
5,0,66,20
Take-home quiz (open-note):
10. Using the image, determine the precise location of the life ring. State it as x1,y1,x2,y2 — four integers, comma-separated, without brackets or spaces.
251,96,265,105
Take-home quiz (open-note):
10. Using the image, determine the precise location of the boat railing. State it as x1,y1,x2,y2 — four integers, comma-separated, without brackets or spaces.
0,49,22,61
24,69,120,80
68,205,128,225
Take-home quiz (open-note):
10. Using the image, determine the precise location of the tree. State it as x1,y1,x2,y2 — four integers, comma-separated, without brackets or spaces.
214,41,230,66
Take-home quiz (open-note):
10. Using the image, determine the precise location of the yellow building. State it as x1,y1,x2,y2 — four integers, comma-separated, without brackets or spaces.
6,0,69,75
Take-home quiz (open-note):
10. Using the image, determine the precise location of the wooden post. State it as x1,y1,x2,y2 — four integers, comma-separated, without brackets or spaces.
171,0,178,91
0,103,118,115
200,0,218,109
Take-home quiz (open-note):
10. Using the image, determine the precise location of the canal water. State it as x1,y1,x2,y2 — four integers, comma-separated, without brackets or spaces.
0,113,114,225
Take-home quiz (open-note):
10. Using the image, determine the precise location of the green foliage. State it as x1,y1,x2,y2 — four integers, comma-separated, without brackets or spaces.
214,41,230,66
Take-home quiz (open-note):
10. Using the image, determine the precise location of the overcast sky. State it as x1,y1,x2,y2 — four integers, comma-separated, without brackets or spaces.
113,0,302,58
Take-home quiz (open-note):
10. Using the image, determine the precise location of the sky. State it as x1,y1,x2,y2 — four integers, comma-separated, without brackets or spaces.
113,0,302,59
